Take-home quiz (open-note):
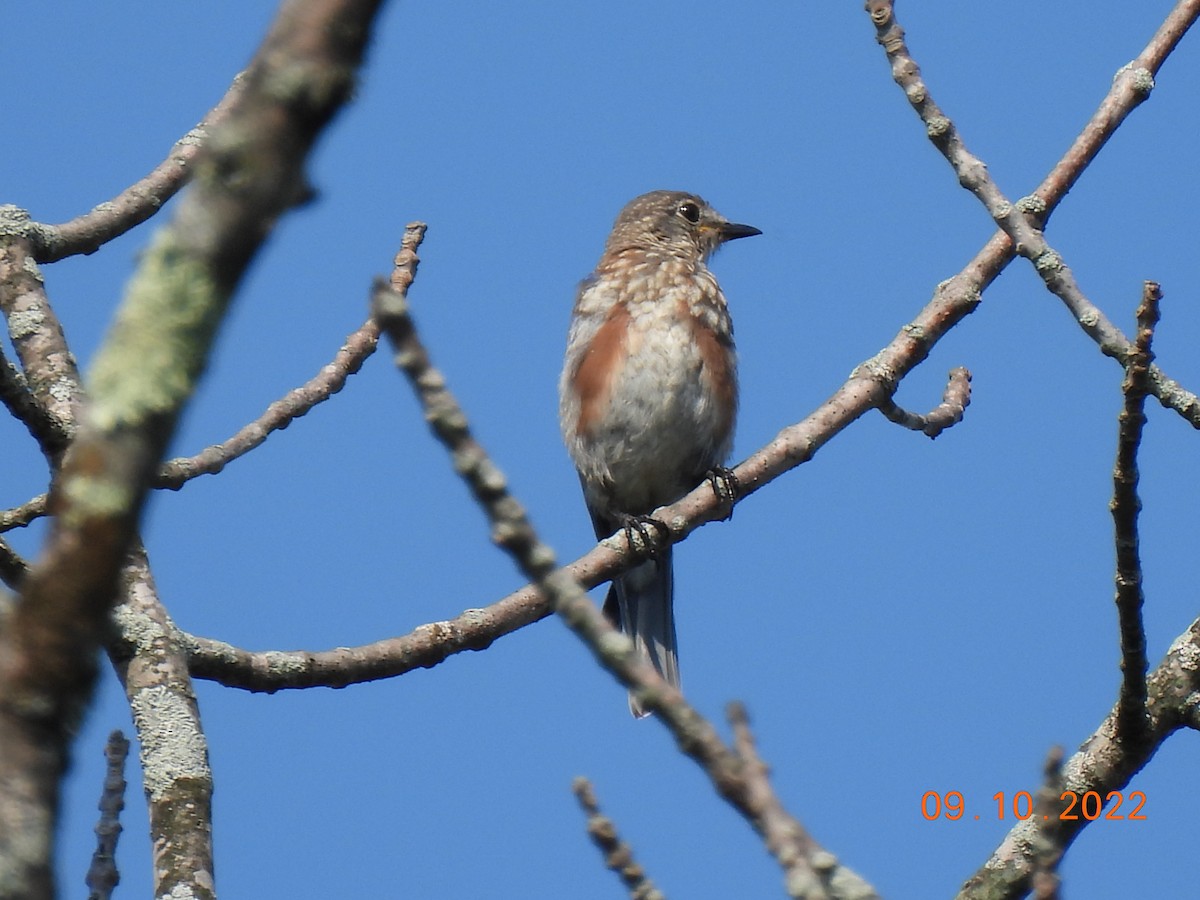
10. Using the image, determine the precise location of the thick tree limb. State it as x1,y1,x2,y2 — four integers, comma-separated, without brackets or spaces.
107,548,215,900
0,1,385,895
0,214,83,458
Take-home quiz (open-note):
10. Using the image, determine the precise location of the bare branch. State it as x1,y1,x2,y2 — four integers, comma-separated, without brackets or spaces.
0,536,30,591
0,494,47,534
3,316,380,524
370,224,877,900
958,620,1200,899
157,318,380,489
864,0,1200,426
85,731,130,900
0,1,385,894
877,367,972,438
572,778,665,900
183,587,550,690
0,343,64,454
1027,747,1065,900
728,702,836,893
1111,281,1160,742
22,75,247,264
107,547,215,900
0,210,84,456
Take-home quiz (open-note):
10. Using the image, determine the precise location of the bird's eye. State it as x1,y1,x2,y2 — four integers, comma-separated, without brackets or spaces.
677,201,701,223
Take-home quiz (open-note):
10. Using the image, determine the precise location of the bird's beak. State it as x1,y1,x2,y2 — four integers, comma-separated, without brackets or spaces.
718,222,762,242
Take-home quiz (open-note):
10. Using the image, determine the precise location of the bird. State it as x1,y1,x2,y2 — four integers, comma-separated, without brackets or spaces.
559,190,761,717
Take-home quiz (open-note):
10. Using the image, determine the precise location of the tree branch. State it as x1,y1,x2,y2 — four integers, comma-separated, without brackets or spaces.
2,316,380,528
865,0,1200,426
0,341,64,456
370,223,877,899
0,1,385,894
1111,281,1159,743
958,620,1200,898
84,731,130,900
0,536,30,591
0,494,47,535
0,211,83,458
877,366,971,438
156,317,379,489
572,777,665,900
20,74,247,264
107,546,215,900
1028,747,1065,900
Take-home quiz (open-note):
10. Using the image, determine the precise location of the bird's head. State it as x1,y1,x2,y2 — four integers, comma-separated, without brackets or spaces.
604,190,761,262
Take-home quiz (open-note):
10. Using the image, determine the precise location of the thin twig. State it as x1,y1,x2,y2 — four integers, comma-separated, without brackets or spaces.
1112,281,1159,743
22,75,247,264
1028,747,1065,900
156,318,380,489
877,367,972,438
0,536,30,591
572,778,665,900
371,223,877,900
3,318,381,527
865,0,1200,426
0,494,48,534
728,703,832,892
85,731,130,900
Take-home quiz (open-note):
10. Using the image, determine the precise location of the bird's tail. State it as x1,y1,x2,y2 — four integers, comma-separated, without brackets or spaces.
603,548,678,718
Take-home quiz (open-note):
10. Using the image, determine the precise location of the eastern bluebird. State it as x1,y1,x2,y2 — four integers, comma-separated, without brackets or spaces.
559,190,760,717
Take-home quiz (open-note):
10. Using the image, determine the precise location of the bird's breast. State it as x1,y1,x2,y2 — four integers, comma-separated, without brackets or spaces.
566,281,737,514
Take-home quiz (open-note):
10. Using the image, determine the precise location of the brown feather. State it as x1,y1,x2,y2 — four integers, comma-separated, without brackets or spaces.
572,302,631,437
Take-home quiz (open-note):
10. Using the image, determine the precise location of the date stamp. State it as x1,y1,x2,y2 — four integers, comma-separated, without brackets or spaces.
921,790,1146,821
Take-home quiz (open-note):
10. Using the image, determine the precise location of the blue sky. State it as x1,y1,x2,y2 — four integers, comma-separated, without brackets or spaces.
4,2,1200,897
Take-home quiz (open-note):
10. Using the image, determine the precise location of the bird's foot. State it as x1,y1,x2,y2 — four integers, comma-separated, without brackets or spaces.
619,514,671,561
706,466,740,521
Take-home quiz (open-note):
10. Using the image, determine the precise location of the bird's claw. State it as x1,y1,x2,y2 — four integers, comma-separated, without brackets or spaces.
706,466,739,521
620,514,671,561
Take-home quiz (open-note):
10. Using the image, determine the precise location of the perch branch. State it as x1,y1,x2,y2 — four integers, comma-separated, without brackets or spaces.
371,223,876,899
